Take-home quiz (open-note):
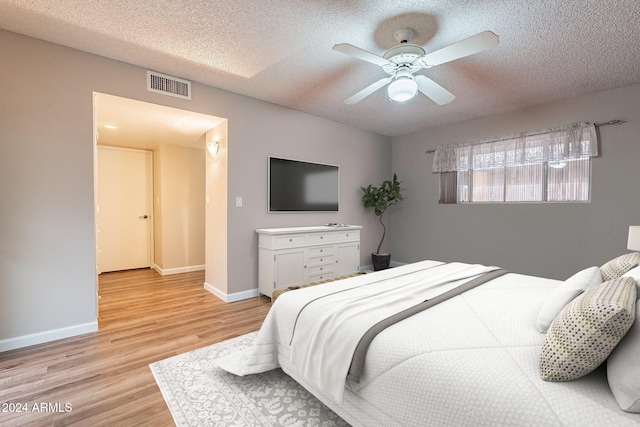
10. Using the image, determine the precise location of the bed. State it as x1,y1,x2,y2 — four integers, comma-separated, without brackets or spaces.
217,258,640,426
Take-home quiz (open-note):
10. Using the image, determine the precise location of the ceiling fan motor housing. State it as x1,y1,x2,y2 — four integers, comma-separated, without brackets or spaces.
394,67,414,80
382,44,426,74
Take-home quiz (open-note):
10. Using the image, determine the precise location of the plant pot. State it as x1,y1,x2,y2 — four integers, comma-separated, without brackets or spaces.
371,253,391,271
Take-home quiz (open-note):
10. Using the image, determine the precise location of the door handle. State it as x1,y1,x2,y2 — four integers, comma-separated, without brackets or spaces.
139,215,149,219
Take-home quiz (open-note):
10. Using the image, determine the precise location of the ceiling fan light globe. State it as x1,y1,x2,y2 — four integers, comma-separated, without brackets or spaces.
388,77,418,102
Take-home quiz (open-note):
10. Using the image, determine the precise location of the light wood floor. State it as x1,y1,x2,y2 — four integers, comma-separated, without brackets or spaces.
0,268,272,426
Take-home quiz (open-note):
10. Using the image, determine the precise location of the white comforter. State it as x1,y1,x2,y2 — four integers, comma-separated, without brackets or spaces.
218,261,640,426
290,261,499,402
216,260,457,389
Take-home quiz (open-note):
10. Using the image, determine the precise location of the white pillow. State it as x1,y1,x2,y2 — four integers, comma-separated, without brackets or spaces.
607,299,640,412
535,266,602,333
622,265,640,297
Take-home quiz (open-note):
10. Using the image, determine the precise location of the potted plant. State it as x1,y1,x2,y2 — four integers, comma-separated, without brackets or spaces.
361,173,405,270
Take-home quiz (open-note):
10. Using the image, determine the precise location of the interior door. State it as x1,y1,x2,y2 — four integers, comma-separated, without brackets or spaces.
97,146,152,273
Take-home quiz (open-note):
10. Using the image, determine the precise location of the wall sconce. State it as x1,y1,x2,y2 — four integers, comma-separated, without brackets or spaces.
628,226,640,251
206,140,220,158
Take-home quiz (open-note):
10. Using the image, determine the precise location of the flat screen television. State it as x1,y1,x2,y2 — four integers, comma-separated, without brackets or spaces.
268,157,339,212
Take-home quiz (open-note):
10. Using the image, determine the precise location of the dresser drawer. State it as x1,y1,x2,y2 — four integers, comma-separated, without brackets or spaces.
308,246,333,258
308,272,333,282
335,230,360,241
308,264,333,276
307,255,334,267
274,235,306,248
307,233,334,244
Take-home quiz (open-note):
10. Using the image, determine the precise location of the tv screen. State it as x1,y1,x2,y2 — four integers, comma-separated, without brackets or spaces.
269,157,339,212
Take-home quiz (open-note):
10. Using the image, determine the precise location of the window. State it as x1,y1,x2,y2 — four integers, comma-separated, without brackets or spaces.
433,122,597,204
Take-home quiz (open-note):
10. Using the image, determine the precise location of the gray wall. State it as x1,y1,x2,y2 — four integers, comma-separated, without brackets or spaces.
390,84,640,280
4,26,637,350
0,29,390,347
224,102,391,293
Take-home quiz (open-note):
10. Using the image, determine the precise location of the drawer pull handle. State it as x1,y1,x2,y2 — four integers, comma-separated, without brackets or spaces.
289,238,292,242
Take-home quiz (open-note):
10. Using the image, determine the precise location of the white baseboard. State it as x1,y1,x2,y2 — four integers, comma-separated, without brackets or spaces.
153,264,205,276
0,321,98,352
204,282,260,303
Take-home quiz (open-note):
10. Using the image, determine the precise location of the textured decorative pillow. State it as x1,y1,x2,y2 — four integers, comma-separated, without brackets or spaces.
600,253,640,281
607,301,640,412
535,266,602,333
539,277,636,382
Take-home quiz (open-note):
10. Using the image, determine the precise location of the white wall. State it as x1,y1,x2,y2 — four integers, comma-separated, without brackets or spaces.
205,124,229,299
154,143,206,273
0,29,391,349
390,84,640,280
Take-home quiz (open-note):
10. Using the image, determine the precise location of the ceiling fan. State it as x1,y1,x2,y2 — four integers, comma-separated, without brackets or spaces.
333,29,499,105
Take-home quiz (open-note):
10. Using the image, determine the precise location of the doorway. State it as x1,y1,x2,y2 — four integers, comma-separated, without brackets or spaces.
93,92,226,321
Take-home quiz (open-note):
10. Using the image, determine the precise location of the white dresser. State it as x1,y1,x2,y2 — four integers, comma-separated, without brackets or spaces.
256,225,362,297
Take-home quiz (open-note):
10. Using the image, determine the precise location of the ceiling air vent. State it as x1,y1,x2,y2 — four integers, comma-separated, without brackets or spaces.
147,70,191,100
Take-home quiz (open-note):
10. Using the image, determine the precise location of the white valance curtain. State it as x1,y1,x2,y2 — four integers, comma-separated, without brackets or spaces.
432,122,598,172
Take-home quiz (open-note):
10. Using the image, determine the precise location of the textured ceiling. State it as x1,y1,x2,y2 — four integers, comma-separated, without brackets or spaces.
2,0,640,137
94,93,225,150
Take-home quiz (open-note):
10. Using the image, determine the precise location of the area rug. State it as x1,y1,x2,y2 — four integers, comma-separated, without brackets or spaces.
149,332,349,426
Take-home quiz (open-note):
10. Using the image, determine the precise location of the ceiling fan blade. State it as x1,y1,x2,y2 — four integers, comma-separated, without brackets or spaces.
333,43,391,67
415,75,455,105
344,77,392,104
420,31,499,67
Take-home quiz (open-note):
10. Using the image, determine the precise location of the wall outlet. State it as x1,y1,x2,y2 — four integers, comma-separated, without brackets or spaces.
235,196,243,207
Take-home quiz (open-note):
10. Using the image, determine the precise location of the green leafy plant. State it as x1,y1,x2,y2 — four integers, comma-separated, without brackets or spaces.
361,173,405,254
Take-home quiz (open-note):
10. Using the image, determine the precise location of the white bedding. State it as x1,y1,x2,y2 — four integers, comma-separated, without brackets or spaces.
218,261,640,426
291,261,499,402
